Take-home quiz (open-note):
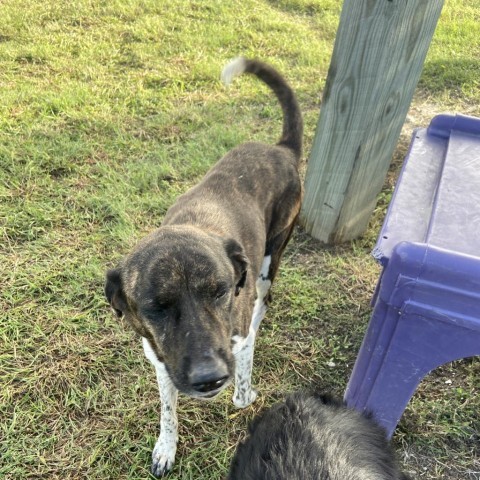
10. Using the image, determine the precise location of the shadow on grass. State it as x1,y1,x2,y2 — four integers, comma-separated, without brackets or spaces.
420,58,480,98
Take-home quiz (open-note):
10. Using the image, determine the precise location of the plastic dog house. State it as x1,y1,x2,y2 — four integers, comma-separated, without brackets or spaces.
344,114,480,437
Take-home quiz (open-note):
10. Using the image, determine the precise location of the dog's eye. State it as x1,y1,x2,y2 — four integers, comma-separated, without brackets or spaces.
215,290,227,301
142,303,170,320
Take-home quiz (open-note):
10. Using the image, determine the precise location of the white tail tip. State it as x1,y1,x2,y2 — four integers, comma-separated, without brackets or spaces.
221,57,247,86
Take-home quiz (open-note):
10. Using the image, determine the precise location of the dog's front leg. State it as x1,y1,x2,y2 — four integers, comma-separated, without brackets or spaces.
232,330,258,408
142,337,179,477
232,255,271,408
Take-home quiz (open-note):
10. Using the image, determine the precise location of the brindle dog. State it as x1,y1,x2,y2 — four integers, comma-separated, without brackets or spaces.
105,57,303,476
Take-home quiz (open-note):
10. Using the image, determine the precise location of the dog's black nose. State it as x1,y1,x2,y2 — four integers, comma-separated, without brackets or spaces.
188,356,229,393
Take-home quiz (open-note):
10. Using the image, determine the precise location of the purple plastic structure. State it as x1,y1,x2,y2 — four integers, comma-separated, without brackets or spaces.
344,114,480,438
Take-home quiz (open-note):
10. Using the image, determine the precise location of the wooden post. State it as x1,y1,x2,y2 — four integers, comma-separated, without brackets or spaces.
300,0,445,244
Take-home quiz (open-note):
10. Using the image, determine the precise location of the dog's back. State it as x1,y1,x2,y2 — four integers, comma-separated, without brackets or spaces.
164,58,303,236
228,392,411,480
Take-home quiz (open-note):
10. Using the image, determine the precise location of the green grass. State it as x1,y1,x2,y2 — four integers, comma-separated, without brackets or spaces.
1,0,479,479
418,0,480,100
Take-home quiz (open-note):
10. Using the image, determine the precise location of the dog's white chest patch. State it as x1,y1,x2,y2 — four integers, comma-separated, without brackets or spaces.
232,334,247,355
252,255,271,331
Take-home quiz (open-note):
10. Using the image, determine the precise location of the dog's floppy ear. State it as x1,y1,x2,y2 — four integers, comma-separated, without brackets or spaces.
224,239,248,296
105,268,127,317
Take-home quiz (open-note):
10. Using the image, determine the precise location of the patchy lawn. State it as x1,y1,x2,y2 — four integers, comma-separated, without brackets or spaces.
1,1,479,478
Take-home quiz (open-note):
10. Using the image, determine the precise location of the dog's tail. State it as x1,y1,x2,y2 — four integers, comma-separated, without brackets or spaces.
221,57,303,161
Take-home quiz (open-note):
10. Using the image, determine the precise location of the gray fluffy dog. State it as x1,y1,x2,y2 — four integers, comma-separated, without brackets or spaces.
228,391,412,480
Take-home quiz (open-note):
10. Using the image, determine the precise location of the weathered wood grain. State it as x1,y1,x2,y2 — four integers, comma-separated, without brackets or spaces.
301,0,445,244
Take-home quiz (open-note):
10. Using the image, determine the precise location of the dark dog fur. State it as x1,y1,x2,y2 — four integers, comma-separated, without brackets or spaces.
105,58,303,475
228,391,412,480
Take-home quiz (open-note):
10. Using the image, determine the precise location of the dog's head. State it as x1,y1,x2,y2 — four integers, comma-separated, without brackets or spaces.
105,226,248,399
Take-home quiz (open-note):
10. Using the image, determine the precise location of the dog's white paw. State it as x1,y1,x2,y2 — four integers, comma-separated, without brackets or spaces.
151,439,176,477
233,388,257,409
